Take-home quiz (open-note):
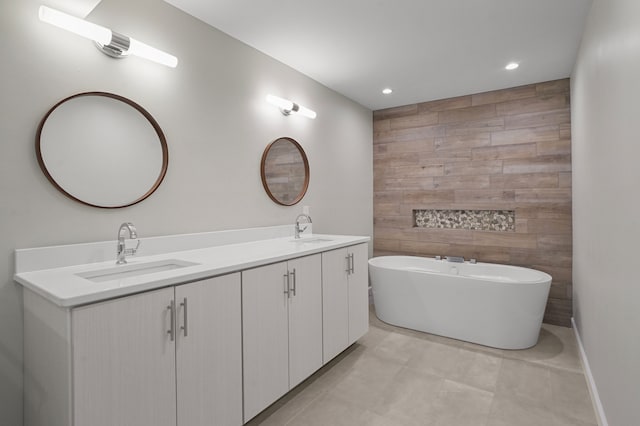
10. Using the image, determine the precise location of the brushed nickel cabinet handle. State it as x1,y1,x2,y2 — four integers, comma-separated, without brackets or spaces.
284,273,290,298
291,269,297,297
167,300,175,342
350,253,355,274
180,297,188,337
345,255,351,274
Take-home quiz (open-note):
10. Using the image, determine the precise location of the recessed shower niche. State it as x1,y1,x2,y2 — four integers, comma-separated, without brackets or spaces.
36,92,168,208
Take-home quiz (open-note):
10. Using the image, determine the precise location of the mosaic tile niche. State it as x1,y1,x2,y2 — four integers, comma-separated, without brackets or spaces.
414,209,515,231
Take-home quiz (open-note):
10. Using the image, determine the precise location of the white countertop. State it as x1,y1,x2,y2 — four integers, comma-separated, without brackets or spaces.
15,234,369,308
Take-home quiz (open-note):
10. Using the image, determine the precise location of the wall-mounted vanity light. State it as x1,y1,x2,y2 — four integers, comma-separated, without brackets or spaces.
266,94,317,119
38,6,178,68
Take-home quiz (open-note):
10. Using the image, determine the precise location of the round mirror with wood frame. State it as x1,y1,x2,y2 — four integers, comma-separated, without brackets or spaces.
36,92,168,209
261,137,310,206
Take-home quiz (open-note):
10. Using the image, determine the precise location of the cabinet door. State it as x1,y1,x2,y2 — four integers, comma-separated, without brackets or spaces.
287,254,323,388
321,248,349,363
242,262,290,422
72,287,176,426
176,273,242,426
348,243,370,345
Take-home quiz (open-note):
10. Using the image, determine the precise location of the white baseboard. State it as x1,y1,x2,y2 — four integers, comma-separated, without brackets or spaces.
571,317,609,426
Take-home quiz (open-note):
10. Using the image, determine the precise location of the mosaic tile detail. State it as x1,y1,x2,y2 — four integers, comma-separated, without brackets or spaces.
413,209,515,231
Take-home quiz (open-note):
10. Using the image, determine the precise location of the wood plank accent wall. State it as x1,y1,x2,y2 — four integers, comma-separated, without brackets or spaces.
373,79,572,326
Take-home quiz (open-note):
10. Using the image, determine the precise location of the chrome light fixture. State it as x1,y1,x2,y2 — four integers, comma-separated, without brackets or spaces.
266,94,317,119
38,6,178,68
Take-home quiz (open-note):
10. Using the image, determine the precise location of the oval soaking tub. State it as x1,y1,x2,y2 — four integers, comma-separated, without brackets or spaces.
368,256,552,350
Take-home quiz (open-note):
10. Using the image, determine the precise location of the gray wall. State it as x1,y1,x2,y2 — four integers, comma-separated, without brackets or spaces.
571,0,640,424
0,0,373,424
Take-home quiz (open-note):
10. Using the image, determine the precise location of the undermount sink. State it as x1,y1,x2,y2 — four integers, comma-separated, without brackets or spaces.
77,259,200,283
289,237,334,244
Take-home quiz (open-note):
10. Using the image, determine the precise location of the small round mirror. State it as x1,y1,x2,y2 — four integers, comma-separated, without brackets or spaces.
261,137,309,206
36,92,168,208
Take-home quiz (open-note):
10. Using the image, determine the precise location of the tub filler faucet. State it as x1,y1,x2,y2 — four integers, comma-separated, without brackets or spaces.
116,222,140,264
445,256,465,263
294,214,312,239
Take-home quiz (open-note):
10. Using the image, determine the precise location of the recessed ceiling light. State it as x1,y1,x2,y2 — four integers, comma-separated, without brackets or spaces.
505,62,519,70
382,88,393,95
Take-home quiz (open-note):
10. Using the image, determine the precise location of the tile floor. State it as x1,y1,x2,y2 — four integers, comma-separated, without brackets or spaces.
246,306,598,426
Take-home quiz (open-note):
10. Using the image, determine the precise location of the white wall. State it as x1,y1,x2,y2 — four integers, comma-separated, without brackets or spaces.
0,0,373,424
571,0,640,424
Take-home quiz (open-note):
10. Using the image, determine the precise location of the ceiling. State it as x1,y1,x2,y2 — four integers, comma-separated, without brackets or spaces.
164,0,593,111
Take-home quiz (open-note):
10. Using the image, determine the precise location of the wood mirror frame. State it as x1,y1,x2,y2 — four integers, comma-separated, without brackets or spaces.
260,137,310,206
36,92,168,209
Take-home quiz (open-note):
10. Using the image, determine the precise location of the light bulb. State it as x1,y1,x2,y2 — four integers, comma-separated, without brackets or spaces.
129,38,178,68
38,6,111,45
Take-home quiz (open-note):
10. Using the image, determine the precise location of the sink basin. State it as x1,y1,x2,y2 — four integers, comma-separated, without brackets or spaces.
289,237,334,244
77,259,200,283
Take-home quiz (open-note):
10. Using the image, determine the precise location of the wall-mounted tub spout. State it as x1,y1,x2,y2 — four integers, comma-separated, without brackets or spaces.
445,256,464,263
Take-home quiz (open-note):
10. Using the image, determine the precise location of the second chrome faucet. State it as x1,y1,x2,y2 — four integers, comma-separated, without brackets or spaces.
116,222,140,264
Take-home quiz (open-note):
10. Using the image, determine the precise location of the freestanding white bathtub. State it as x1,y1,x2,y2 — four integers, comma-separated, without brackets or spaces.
369,256,552,350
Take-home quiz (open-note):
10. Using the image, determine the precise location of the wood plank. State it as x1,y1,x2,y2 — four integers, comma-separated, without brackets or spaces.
538,234,573,251
403,190,455,204
558,172,572,188
419,149,473,164
418,95,472,113
374,139,435,154
496,94,568,116
373,153,420,168
435,133,491,150
398,240,451,255
373,119,390,132
491,126,560,146
472,232,538,249
444,160,503,176
472,143,537,161
433,175,491,190
526,219,572,234
504,109,570,130
390,112,439,130
445,117,505,135
438,104,497,124
374,227,420,242
515,188,572,204
536,79,570,95
373,238,401,252
415,228,474,244
490,173,559,189
374,125,446,143
503,155,571,174
537,139,571,156
375,177,436,191
471,84,537,106
454,189,516,203
377,164,444,178
373,104,418,120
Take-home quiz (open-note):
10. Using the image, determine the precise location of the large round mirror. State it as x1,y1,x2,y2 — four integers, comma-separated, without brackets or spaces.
261,137,309,206
36,92,168,208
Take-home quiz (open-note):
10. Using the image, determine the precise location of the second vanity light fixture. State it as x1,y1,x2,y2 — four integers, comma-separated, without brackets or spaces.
266,94,317,119
38,6,178,68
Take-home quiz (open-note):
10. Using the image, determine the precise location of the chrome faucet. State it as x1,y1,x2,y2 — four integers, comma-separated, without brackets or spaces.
445,256,465,263
116,222,140,264
294,214,312,239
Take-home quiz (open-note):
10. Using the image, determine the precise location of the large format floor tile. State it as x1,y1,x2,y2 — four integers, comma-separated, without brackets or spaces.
246,306,597,426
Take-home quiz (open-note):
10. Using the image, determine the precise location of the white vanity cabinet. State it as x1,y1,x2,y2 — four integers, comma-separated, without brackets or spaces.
18,230,370,426
72,287,177,426
24,273,243,426
241,254,323,422
321,243,369,362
